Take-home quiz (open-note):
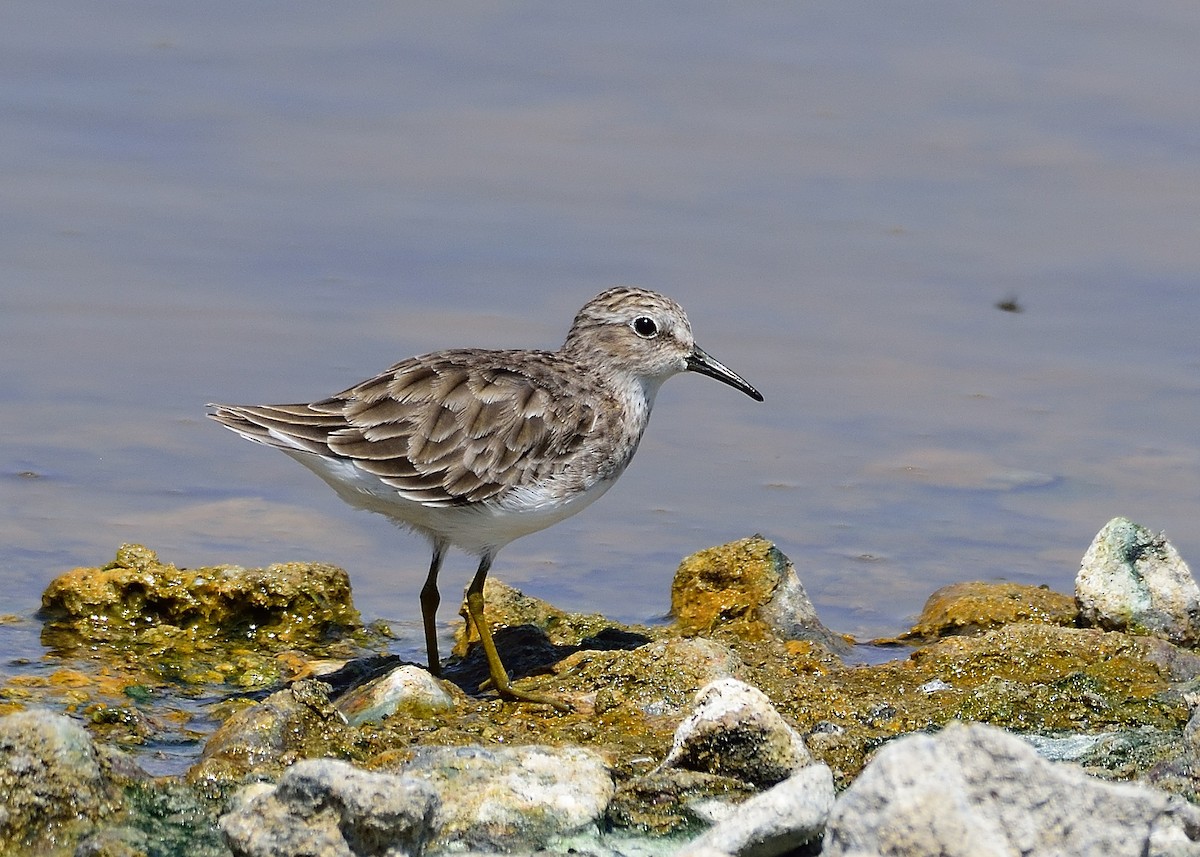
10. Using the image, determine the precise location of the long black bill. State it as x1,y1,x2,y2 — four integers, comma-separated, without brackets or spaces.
686,345,764,402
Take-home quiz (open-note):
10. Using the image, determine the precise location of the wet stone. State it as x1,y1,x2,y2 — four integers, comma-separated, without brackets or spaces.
188,680,354,797
220,757,439,857
334,664,459,726
384,744,615,853
41,544,362,650
0,710,125,853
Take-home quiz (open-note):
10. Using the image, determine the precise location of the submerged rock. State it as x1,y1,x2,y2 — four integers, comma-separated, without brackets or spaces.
1077,517,1200,645
823,721,1200,857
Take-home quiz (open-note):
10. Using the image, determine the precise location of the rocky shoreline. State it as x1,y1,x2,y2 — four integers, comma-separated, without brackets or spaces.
4,517,1200,855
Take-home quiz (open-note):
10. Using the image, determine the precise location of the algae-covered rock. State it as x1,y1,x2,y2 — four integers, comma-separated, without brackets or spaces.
1077,517,1200,645
555,636,745,717
37,545,364,692
42,544,361,650
896,580,1077,642
334,664,459,726
607,768,757,836
671,535,846,653
452,577,638,653
775,622,1196,784
445,578,652,703
0,710,124,854
188,680,354,797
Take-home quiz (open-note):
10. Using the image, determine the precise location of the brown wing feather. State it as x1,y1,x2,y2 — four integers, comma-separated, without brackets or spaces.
212,350,602,507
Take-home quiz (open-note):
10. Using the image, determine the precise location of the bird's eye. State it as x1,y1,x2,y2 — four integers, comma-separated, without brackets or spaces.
632,316,659,338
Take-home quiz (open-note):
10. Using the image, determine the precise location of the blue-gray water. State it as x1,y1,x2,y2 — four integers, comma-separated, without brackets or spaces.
3,3,1199,677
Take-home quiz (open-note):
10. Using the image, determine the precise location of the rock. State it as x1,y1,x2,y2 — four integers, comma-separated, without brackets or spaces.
671,536,846,653
1076,517,1200,645
894,581,1077,642
452,577,640,652
823,721,1200,857
219,758,438,857
558,636,745,717
74,826,152,857
334,665,457,726
678,763,835,857
39,545,363,691
445,578,653,702
389,744,614,853
187,680,353,795
0,710,122,853
41,544,361,648
661,678,812,788
607,768,758,836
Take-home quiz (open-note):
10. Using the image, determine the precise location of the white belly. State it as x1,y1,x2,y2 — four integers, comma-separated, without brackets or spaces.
284,450,620,555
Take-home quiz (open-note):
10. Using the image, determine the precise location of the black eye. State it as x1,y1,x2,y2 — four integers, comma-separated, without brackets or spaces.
632,316,658,338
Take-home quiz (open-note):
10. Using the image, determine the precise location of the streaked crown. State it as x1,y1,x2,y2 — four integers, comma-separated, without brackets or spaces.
562,286,696,380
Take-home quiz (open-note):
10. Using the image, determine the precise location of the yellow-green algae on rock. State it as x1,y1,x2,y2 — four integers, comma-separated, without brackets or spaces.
758,622,1195,786
888,580,1078,642
13,536,1200,830
38,544,363,690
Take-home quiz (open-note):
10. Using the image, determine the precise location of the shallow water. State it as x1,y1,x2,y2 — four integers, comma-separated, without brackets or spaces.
3,2,1200,684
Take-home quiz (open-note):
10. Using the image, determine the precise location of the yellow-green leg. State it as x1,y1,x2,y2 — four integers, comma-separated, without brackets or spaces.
466,553,569,712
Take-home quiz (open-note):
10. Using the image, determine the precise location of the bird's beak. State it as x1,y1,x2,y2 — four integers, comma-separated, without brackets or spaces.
686,345,764,402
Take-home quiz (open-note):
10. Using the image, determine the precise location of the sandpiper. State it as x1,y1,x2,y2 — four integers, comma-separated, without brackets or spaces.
210,286,762,709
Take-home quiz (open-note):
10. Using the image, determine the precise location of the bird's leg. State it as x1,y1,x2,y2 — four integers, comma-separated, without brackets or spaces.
420,542,446,677
466,553,569,712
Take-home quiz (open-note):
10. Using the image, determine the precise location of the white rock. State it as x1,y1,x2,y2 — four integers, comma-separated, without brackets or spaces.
397,744,614,853
823,721,1200,857
661,678,812,787
677,763,834,857
219,758,438,857
334,665,456,726
1076,517,1200,644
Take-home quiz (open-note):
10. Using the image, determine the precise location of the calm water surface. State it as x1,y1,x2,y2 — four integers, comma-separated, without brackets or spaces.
3,4,1200,681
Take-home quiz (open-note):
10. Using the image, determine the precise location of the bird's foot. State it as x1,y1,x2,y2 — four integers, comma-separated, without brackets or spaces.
480,676,571,712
